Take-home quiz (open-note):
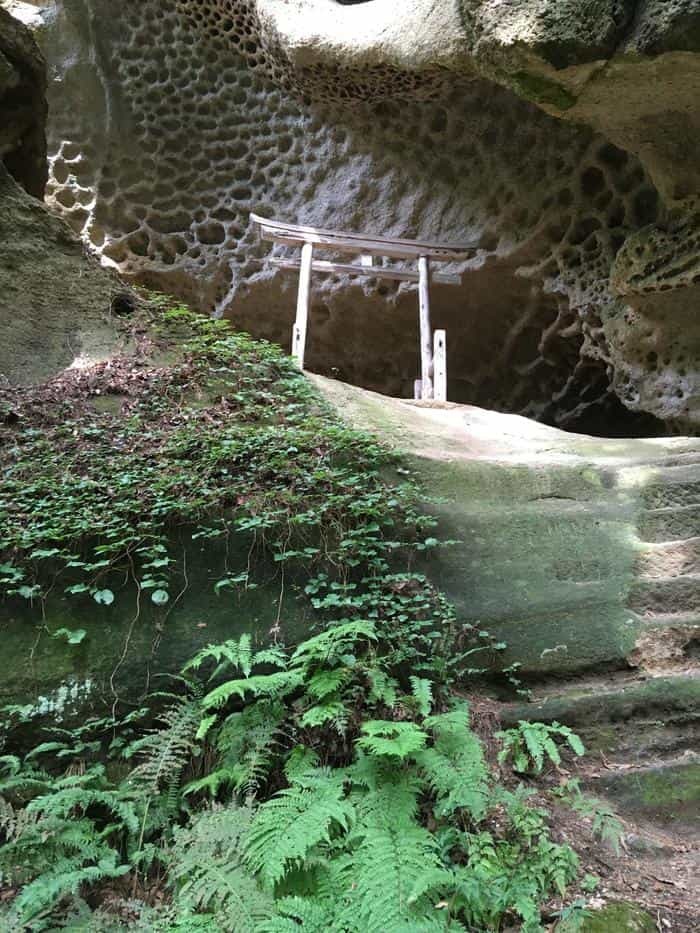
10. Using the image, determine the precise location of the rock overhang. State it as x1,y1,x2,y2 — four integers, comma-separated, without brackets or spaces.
7,0,700,433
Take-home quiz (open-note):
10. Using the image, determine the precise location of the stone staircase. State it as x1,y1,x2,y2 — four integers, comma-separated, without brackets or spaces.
517,456,700,835
627,457,700,676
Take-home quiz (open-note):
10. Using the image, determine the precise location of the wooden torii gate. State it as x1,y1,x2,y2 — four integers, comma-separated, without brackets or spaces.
250,213,477,401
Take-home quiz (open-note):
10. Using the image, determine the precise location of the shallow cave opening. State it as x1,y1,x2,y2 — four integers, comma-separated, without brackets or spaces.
543,395,667,439
230,258,673,441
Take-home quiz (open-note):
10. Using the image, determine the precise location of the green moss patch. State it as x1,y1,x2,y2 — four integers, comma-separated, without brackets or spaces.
511,71,577,110
579,901,657,933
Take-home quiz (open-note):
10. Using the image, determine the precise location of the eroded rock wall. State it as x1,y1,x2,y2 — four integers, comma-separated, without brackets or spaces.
27,0,700,432
0,4,121,385
0,3,46,195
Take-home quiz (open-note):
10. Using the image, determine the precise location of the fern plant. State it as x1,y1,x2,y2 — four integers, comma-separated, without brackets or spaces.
0,766,134,925
416,706,489,820
167,802,274,930
553,778,624,854
497,720,585,774
245,773,354,889
0,298,591,930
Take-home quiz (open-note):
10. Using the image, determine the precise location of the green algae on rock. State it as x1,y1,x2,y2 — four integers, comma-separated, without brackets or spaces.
577,900,658,933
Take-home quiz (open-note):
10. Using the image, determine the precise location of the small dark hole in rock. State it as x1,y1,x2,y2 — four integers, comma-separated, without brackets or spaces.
111,293,137,316
684,638,700,660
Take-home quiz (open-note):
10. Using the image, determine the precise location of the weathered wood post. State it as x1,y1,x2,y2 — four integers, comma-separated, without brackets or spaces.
418,255,434,400
434,329,447,402
292,241,314,367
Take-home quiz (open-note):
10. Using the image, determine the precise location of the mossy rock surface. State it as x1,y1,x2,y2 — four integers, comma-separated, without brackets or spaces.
1,531,311,726
596,760,700,832
313,374,700,678
578,901,657,933
0,302,417,722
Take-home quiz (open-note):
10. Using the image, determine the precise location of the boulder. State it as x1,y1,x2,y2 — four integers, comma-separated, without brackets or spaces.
576,902,657,933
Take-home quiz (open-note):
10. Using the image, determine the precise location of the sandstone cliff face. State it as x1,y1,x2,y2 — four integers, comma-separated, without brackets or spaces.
0,4,120,385
22,1,700,433
0,3,46,196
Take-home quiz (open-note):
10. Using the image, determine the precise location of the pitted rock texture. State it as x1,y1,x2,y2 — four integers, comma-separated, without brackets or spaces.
0,4,46,196
28,0,700,431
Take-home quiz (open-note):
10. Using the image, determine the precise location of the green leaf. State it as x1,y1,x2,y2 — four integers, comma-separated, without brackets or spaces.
300,701,348,732
202,671,304,710
409,676,433,716
29,548,61,559
93,588,114,606
151,589,170,605
196,714,218,741
51,628,87,646
306,668,349,700
245,778,354,888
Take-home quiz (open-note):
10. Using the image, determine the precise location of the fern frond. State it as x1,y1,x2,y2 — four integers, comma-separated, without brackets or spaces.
366,668,398,709
0,755,21,776
258,895,335,933
12,854,129,923
300,701,348,733
306,667,349,700
417,708,489,820
183,633,261,679
350,760,421,830
497,721,584,775
183,767,246,799
0,808,128,923
524,726,556,771
357,720,427,760
202,670,303,710
290,621,376,668
25,787,140,836
214,699,286,795
125,694,200,799
341,808,445,933
245,777,353,889
0,796,39,842
409,676,433,716
0,764,52,798
534,838,579,896
284,746,320,785
169,802,274,930
251,646,290,669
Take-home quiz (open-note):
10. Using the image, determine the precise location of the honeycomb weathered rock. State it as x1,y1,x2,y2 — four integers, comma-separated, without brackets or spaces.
26,0,700,431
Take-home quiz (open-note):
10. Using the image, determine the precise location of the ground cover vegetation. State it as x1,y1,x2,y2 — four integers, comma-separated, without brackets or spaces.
0,295,601,930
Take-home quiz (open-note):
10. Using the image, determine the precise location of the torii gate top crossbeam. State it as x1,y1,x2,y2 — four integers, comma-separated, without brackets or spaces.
250,213,478,262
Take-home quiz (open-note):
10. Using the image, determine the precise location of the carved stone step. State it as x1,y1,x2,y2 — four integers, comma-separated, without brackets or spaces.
628,576,700,616
638,506,700,544
636,538,700,579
